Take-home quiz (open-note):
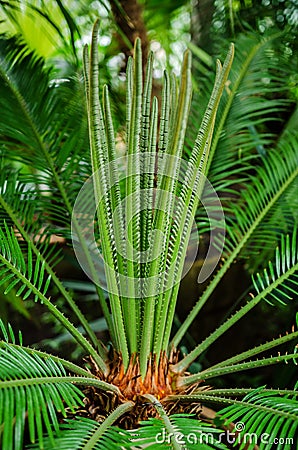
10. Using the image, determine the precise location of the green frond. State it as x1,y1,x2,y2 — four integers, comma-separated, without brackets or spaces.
28,418,125,450
83,19,129,365
168,388,298,401
0,32,109,319
0,320,98,379
252,231,298,306
0,342,84,450
0,35,56,154
218,389,298,450
225,133,298,264
82,21,234,375
123,37,143,352
173,229,298,374
0,32,95,229
173,132,298,348
0,224,107,372
27,404,134,450
199,328,298,377
158,46,234,354
188,31,295,192
0,167,44,243
141,48,193,370
0,33,87,161
0,165,106,355
0,223,51,301
167,389,298,449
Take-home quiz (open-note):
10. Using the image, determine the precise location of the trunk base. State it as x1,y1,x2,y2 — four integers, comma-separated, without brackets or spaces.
75,351,204,429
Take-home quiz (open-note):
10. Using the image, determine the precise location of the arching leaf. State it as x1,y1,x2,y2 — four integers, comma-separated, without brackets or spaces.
218,389,298,450
0,343,84,450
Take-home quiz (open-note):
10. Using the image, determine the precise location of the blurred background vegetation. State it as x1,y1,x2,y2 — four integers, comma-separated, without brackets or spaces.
0,1,297,76
0,0,297,387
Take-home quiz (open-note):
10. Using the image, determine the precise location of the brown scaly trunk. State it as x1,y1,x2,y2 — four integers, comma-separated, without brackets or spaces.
67,352,259,449
191,0,215,54
76,351,204,429
110,0,150,74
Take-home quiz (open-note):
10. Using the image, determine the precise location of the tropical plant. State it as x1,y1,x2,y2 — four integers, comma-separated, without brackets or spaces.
0,16,297,450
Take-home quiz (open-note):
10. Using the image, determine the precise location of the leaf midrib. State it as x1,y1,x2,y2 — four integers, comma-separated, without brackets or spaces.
172,162,298,349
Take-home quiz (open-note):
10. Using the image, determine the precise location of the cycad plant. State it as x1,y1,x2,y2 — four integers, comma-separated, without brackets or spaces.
0,20,297,450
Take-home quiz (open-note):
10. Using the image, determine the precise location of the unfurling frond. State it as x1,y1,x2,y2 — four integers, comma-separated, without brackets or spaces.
83,20,234,376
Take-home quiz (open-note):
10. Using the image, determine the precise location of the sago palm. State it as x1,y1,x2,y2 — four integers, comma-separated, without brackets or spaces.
0,20,297,449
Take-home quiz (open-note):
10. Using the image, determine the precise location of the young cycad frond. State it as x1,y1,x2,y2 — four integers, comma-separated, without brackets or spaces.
0,18,297,450
80,19,234,380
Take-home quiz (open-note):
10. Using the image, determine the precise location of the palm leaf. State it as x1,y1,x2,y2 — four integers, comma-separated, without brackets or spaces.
0,33,90,217
173,131,298,348
0,343,84,450
0,319,101,379
218,388,298,450
0,224,107,372
173,229,298,374
0,33,110,351
0,320,121,450
252,231,298,306
27,404,134,450
228,132,298,262
168,389,298,450
186,31,296,276
0,164,105,355
28,409,226,450
188,31,294,191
